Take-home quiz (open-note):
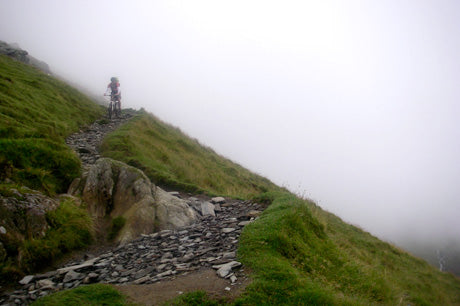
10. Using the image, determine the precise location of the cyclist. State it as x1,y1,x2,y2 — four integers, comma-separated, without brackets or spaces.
105,77,121,109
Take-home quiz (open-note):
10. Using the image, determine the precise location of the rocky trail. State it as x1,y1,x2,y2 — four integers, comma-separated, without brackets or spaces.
65,114,132,167
1,115,262,305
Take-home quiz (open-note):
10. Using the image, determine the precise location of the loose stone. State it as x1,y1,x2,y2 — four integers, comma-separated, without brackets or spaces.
211,197,226,204
19,275,34,285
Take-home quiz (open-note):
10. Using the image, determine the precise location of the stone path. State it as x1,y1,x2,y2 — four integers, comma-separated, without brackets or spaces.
65,114,132,167
1,115,264,305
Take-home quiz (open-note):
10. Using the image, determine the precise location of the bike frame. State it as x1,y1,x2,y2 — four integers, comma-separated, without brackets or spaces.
104,93,121,119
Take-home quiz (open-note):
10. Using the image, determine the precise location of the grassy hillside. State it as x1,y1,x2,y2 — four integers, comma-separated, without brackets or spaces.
238,192,460,305
0,55,104,194
2,53,459,305
0,55,102,279
100,111,282,198
98,111,460,305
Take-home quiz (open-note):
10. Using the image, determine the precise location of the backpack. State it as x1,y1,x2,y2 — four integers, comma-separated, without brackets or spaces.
110,82,120,94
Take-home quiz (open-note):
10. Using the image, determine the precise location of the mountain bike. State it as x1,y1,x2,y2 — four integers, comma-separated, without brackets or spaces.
104,94,121,119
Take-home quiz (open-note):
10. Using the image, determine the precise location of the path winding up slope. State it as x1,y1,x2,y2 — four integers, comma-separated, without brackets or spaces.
3,116,259,305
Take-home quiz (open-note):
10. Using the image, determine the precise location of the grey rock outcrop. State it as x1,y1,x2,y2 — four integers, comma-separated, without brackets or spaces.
0,40,51,74
0,188,59,241
0,41,28,63
66,114,197,244
69,158,197,244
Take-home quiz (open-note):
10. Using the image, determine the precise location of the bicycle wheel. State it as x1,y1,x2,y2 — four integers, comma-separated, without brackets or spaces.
107,102,113,119
115,102,121,118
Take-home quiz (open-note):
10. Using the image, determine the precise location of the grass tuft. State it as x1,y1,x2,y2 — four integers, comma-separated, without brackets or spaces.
108,216,126,241
19,199,93,272
30,284,131,306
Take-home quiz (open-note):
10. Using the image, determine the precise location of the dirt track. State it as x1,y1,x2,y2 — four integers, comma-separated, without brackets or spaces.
116,268,250,305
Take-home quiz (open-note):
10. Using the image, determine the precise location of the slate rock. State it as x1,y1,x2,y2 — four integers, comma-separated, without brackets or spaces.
211,197,226,204
19,275,34,285
201,202,216,217
238,220,252,226
213,261,242,278
37,279,54,289
63,270,82,283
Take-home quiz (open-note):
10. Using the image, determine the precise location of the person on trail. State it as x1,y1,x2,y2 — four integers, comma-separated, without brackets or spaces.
105,77,121,108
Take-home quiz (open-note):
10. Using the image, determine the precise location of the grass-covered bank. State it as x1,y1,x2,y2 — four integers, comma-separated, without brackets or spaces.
0,55,102,280
20,199,93,272
0,55,104,194
0,196,93,280
237,192,460,305
98,108,460,305
100,111,281,198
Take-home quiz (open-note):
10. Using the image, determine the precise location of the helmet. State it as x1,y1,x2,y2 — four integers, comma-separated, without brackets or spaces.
111,77,118,82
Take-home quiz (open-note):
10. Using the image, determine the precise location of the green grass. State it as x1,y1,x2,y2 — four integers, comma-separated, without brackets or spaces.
0,55,104,194
100,111,282,198
108,216,127,241
31,284,133,306
236,192,460,305
0,198,93,278
0,55,102,279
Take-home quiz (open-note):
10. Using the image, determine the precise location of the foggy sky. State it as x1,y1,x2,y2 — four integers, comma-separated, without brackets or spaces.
1,0,459,249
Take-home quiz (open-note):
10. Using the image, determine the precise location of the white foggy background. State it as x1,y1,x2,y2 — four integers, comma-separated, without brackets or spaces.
1,1,459,252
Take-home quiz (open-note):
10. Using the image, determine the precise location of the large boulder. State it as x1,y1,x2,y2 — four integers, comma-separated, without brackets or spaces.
69,158,197,244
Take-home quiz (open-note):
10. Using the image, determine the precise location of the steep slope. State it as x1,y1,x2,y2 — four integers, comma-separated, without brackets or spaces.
0,54,104,194
1,52,459,305
0,54,103,280
239,192,460,305
99,112,460,305
100,111,282,198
